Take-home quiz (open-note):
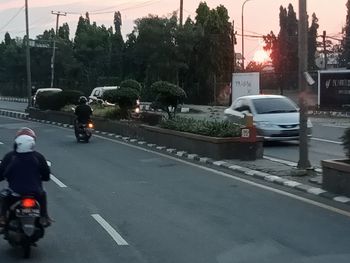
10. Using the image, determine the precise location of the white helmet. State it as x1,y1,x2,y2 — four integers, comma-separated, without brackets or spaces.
15,127,36,153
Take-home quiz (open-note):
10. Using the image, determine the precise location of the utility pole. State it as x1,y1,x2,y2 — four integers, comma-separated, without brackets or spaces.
50,11,66,88
179,0,183,26
298,0,311,170
25,0,32,108
322,30,327,69
230,20,237,106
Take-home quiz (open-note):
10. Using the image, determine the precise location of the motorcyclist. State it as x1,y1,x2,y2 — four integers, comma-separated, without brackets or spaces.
0,127,51,227
75,96,93,124
74,96,93,135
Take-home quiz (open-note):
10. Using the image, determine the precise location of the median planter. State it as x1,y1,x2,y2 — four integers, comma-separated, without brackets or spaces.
322,159,350,197
139,125,263,160
27,108,263,160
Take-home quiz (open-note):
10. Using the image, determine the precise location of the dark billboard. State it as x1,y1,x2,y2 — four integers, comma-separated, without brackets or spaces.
319,70,350,109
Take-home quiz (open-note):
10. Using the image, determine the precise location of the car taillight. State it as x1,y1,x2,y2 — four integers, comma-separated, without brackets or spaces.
22,198,36,208
88,123,94,128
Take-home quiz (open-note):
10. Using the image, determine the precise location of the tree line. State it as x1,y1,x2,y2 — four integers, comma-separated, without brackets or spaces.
0,1,350,104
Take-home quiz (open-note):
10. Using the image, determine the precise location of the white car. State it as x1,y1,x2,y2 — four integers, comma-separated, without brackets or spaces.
88,86,119,105
224,95,312,141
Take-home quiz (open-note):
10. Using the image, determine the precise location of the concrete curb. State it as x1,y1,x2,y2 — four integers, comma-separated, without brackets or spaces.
0,97,28,103
0,109,28,119
1,108,350,207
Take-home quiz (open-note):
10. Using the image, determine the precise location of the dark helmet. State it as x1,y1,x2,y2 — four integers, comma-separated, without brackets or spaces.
79,96,88,104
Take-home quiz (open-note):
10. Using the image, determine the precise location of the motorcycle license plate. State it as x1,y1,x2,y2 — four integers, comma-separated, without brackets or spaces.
16,208,40,217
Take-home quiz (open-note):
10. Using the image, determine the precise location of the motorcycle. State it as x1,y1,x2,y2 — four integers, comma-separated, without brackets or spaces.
71,107,94,143
0,190,45,258
74,120,94,143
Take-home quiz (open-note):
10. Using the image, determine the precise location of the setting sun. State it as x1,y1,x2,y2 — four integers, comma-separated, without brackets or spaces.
252,50,270,63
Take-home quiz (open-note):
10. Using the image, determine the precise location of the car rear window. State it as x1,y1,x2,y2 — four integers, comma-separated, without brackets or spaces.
252,98,298,114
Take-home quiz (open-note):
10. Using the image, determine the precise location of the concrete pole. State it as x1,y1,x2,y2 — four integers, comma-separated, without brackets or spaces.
50,11,66,88
298,0,311,169
25,0,32,108
323,30,327,69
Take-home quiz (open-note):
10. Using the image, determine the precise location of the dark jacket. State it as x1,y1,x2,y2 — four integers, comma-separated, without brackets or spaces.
0,151,50,194
75,104,92,123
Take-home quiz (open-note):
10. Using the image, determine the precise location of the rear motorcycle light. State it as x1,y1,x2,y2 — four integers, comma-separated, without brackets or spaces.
88,123,94,129
22,198,36,208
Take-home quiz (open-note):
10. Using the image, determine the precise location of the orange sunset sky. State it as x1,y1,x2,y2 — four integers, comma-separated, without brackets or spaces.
0,0,347,62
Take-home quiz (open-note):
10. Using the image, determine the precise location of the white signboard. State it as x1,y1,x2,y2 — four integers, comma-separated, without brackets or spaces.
231,72,260,101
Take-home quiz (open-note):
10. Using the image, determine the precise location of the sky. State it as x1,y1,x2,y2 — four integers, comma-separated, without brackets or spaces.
0,0,347,62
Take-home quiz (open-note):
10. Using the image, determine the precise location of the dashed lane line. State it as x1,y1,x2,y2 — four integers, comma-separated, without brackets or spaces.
311,137,342,145
91,214,128,246
50,174,67,188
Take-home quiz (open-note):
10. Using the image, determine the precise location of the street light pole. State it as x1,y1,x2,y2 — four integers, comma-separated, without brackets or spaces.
25,0,32,108
241,0,252,70
298,0,311,169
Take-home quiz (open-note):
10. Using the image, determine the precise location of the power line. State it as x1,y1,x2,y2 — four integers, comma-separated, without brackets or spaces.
0,6,25,33
236,33,263,39
89,0,161,15
90,2,131,13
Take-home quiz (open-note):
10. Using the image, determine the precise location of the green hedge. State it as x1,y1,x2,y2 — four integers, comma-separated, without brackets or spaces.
160,117,242,137
36,90,83,110
120,79,142,93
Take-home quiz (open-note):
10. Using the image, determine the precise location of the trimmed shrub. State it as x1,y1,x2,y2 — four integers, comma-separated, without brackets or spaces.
120,79,142,93
150,81,186,119
103,87,139,119
36,90,83,110
160,117,242,137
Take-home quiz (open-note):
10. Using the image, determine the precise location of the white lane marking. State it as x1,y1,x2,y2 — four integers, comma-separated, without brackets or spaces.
311,137,342,145
319,124,348,129
91,214,128,246
0,142,3,145
92,134,350,218
50,174,67,188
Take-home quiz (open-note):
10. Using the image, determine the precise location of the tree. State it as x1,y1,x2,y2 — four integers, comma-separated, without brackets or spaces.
192,3,233,104
308,13,319,70
150,81,186,119
123,14,181,98
0,34,26,96
58,23,70,41
74,13,118,92
264,4,299,92
341,0,350,67
103,79,141,119
109,12,124,79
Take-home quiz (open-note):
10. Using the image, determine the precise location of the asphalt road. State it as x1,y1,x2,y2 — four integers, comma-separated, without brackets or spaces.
0,116,350,262
264,118,348,168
